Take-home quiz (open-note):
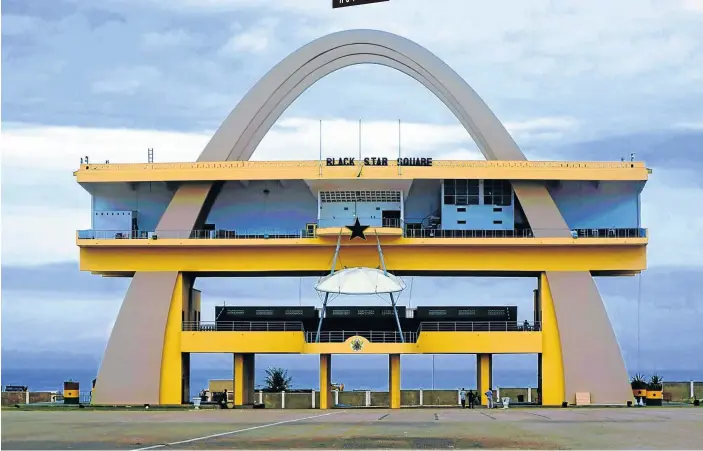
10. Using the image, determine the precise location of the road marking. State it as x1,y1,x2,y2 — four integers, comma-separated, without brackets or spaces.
377,413,390,420
134,412,338,450
524,411,551,419
480,411,496,420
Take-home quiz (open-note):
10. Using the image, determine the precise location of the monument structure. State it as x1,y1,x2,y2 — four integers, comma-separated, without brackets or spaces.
74,30,649,408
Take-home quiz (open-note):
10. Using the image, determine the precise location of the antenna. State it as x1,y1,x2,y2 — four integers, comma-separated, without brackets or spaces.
148,148,154,163
358,118,362,161
319,120,323,177
398,119,401,176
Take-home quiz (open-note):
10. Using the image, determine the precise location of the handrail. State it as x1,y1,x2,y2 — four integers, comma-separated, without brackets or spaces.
77,225,648,240
183,321,304,332
419,321,541,332
305,330,417,343
182,321,541,335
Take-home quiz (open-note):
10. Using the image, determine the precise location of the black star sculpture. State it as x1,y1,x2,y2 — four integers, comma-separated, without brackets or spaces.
346,217,369,240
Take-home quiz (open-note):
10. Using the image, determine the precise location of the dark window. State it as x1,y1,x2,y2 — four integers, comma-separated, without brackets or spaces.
444,179,479,205
493,220,503,224
484,180,512,206
457,207,466,212
458,220,467,225
493,207,503,212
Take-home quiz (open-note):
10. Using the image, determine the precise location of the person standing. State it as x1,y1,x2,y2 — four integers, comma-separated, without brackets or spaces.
468,390,475,409
485,388,494,409
460,388,467,408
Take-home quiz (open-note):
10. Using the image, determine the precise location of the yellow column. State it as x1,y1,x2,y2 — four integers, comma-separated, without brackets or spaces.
319,354,332,409
539,272,566,406
234,353,255,406
389,354,401,409
476,354,492,406
159,272,189,405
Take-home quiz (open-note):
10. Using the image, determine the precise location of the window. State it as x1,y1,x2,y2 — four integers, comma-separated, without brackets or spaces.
493,207,503,212
457,207,466,212
483,180,512,206
458,220,467,225
493,220,503,224
444,179,479,205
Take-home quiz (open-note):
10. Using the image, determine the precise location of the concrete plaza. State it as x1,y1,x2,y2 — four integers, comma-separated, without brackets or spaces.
2,407,702,449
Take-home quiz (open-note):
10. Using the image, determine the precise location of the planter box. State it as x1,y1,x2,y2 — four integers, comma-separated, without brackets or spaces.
632,388,647,398
646,390,663,406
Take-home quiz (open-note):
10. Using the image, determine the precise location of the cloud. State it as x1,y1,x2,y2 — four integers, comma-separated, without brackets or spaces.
3,0,703,137
218,18,280,56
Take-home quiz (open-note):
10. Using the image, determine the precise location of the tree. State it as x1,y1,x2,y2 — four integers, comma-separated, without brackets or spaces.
264,367,292,392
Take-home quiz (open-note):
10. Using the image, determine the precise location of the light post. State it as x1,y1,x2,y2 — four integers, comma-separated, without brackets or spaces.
431,354,435,390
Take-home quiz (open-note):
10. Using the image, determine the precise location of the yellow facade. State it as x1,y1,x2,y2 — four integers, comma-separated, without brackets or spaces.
80,241,646,275
180,332,541,355
74,160,649,183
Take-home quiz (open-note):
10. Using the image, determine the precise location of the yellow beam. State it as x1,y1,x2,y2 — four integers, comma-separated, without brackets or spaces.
319,354,332,410
233,353,255,406
77,236,648,248
159,273,187,405
180,332,543,354
540,272,566,406
476,354,493,406
81,243,647,274
389,354,401,409
74,160,650,183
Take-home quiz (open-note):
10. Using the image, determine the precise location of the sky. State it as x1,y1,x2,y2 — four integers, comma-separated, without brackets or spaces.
1,0,703,382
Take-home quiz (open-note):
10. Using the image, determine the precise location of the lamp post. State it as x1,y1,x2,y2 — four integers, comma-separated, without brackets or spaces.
431,354,435,390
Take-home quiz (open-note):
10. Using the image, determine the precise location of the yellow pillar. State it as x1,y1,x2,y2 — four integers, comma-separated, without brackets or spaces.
476,354,492,406
389,354,401,409
539,272,566,406
234,353,255,406
319,354,332,409
159,273,190,405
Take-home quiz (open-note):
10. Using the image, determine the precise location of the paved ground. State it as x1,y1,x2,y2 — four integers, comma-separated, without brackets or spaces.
2,407,702,449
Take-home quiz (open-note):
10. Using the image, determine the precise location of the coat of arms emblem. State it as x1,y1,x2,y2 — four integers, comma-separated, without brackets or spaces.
350,337,365,352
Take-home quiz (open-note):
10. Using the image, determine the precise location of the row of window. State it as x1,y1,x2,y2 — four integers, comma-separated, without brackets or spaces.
442,179,512,206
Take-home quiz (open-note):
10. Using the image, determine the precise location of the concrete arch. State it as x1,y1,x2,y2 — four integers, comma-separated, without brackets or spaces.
92,29,632,406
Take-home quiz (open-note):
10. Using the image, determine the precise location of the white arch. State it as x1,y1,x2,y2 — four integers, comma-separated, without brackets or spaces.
198,29,526,163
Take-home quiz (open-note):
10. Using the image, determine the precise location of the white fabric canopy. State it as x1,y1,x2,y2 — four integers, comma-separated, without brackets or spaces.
314,267,406,295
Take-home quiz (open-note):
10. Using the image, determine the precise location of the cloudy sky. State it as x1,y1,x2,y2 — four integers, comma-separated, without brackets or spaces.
2,0,702,382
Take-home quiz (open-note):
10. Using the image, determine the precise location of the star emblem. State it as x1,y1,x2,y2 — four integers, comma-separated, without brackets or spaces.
346,218,369,240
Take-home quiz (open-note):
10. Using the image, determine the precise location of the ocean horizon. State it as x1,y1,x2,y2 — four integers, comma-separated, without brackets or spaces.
3,367,700,400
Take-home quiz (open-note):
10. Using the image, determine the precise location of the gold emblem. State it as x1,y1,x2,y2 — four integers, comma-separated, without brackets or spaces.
350,337,365,352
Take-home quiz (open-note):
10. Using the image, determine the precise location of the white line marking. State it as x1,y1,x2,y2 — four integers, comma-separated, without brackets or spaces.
134,411,338,450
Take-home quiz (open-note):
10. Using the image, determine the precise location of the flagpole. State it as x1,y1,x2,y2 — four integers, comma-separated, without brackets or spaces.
398,119,401,175
358,118,362,161
319,120,322,177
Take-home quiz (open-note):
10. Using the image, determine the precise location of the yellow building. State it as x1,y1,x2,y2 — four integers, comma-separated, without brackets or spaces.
78,29,648,409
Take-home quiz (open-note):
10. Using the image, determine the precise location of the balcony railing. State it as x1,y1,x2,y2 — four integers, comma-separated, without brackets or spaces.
419,321,541,332
78,224,647,241
182,321,541,336
304,330,418,343
183,321,304,332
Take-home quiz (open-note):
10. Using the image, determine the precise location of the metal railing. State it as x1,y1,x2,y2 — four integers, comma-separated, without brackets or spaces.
183,321,304,332
77,229,312,240
404,227,647,239
77,225,647,241
305,330,418,343
419,321,541,332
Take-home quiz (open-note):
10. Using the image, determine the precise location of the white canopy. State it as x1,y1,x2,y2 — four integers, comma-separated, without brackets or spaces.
314,267,406,295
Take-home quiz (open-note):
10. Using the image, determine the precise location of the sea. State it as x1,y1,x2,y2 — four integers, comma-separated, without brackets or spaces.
2,367,700,400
